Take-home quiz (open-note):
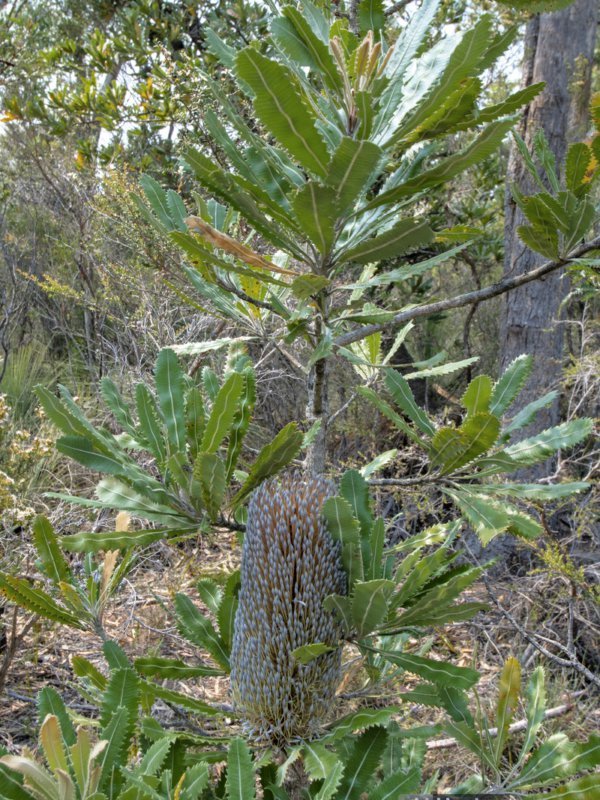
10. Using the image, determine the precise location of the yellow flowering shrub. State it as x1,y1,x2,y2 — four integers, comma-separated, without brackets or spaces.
0,394,53,527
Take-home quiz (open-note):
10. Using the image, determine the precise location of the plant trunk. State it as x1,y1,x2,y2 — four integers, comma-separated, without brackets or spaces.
501,0,597,473
305,355,329,476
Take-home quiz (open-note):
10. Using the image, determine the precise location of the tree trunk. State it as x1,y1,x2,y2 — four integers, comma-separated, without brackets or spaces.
501,0,597,463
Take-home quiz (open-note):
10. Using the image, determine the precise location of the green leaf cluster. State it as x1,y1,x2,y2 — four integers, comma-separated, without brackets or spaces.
0,516,133,637
361,356,592,544
134,0,539,356
512,129,600,261
447,659,600,797
36,347,303,542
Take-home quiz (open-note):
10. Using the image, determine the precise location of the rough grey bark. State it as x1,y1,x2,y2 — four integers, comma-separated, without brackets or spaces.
501,0,598,455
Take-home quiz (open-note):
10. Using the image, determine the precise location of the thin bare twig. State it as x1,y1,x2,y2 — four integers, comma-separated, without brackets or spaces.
483,575,600,690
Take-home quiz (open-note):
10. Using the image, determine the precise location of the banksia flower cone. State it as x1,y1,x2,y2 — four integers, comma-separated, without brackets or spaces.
230,476,346,746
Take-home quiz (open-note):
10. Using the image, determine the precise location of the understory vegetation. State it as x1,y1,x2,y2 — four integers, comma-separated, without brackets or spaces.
0,0,599,798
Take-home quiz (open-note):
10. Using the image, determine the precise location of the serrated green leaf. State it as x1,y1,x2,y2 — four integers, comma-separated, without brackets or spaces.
290,273,330,300
278,6,342,93
236,48,329,178
301,742,339,781
314,761,344,800
225,369,256,482
217,570,240,650
174,593,230,670
505,419,593,466
142,683,220,716
518,222,560,260
323,594,354,632
325,137,382,212
155,349,186,456
100,668,139,732
0,762,36,800
336,726,388,800
352,580,395,637
186,386,205,461
166,189,188,232
56,436,126,474
447,488,511,545
512,733,600,789
504,390,557,435
522,193,570,236
0,756,56,800
519,667,546,764
32,516,70,585
194,452,226,522
369,767,420,800
403,355,479,380
343,218,434,264
0,575,85,628
291,183,338,253
180,762,210,800
358,386,421,444
358,0,384,33
140,175,172,229
495,657,521,763
431,413,500,474
97,706,129,793
564,197,596,253
366,119,515,210
483,482,590,501
35,386,90,438
533,129,559,192
102,640,130,670
100,378,136,435
322,496,361,580
340,469,372,540
60,527,176,553
390,569,485,629
134,657,222,680
443,720,496,770
135,383,166,463
182,148,300,255
526,774,600,800
490,354,532,416
226,739,255,800
372,649,479,690
71,656,107,689
232,422,303,507
94,478,184,525
200,372,244,454
462,375,492,417
386,371,435,436
566,142,592,194
38,688,76,747
324,707,401,741
360,449,398,478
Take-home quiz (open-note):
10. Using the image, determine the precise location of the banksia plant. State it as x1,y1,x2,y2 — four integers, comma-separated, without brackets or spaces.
230,476,346,746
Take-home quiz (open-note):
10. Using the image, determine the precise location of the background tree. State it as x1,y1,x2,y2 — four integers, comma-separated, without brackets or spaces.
501,0,598,459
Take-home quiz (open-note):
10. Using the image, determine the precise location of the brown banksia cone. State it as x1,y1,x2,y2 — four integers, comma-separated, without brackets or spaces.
230,476,346,746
